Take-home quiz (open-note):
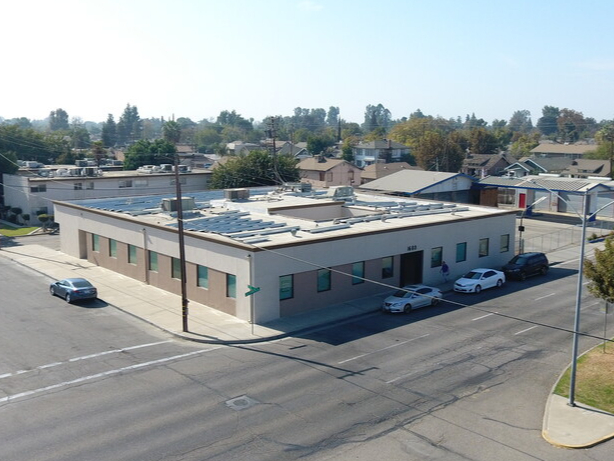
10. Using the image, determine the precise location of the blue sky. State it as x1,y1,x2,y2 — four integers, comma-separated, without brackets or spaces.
3,0,614,126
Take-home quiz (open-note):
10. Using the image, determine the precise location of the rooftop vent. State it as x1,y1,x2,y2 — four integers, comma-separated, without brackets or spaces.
225,188,250,201
161,197,195,212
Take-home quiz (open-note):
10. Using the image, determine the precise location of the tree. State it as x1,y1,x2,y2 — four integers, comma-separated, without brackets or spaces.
163,120,182,144
508,110,533,133
70,118,91,149
557,108,585,143
0,150,19,176
116,104,141,145
49,108,69,131
596,123,614,179
123,139,177,170
210,150,299,189
306,133,334,155
469,127,498,155
90,141,106,166
584,236,614,304
537,106,559,136
413,131,464,172
101,114,117,147
509,132,541,158
326,106,339,127
362,104,391,133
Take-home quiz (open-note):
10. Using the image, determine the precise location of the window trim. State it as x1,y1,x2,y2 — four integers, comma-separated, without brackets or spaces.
279,274,294,300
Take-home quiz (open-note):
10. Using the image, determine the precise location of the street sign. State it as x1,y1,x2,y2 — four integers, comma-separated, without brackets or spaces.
245,285,260,297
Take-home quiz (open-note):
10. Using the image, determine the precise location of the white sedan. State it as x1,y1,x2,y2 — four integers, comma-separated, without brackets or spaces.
381,284,443,313
454,268,505,293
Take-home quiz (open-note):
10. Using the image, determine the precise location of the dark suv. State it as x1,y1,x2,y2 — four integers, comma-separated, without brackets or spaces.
502,252,549,280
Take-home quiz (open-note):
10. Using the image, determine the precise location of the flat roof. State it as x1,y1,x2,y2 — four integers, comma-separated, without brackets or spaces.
55,186,513,248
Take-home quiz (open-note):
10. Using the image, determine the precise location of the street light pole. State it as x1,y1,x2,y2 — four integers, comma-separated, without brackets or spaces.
568,191,588,406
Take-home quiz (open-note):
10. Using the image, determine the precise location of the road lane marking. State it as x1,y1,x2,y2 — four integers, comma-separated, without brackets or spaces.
514,326,538,335
338,334,430,364
0,346,222,404
387,370,419,384
0,340,173,381
533,293,555,301
472,313,495,321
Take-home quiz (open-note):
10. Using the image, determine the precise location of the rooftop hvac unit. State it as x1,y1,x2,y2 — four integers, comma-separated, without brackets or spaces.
75,160,88,167
84,167,97,176
161,197,196,212
225,188,250,201
25,161,41,168
160,164,173,171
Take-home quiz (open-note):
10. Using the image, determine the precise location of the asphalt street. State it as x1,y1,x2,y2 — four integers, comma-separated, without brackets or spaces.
0,245,612,460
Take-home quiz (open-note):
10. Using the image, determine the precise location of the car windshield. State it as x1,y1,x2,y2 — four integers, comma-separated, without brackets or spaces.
509,256,528,264
394,288,416,297
463,271,482,280
72,280,93,288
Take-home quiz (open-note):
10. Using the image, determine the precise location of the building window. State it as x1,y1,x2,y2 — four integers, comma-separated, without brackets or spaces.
498,188,516,205
74,183,82,190
119,179,133,188
352,262,365,285
128,244,137,264
382,257,393,279
148,251,158,272
197,265,209,289
92,234,100,252
86,182,94,190
317,268,331,292
431,247,443,268
135,179,148,187
279,275,293,300
500,234,510,253
479,238,489,257
456,242,467,262
109,239,117,258
227,274,236,298
30,185,46,193
172,257,181,279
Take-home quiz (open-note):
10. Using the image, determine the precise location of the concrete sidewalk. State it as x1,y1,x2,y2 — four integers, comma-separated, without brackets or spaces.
1,241,613,449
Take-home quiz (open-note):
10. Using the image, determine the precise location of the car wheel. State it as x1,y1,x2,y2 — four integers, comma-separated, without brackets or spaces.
540,266,548,275
50,286,55,296
65,293,72,303
403,304,412,313
496,279,503,288
474,285,482,294
431,297,440,306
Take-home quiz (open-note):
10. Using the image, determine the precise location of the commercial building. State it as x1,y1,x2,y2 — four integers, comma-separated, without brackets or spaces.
54,186,515,323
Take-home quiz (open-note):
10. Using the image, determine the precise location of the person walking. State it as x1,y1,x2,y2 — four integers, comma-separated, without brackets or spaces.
440,261,450,282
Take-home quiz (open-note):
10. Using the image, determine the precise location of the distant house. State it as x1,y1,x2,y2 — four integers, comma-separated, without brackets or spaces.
530,142,597,159
561,159,611,178
360,162,420,184
504,157,574,177
461,153,516,178
359,170,475,203
298,157,361,187
278,142,310,159
352,139,410,167
226,141,261,155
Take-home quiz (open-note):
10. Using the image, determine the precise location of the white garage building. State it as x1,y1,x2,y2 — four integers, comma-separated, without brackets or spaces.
54,186,516,323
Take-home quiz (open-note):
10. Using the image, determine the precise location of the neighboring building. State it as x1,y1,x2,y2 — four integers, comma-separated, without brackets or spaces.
226,141,261,155
353,139,410,167
278,142,310,159
359,170,476,203
561,159,611,178
477,175,614,218
298,157,362,187
461,153,516,178
360,162,419,184
530,142,597,159
504,157,573,178
54,187,515,323
2,165,211,223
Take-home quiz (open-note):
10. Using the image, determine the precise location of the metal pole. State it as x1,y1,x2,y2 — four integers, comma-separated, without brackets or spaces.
174,154,189,332
568,192,588,407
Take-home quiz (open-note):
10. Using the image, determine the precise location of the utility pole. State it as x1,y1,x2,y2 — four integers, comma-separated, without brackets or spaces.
267,116,283,184
174,154,189,332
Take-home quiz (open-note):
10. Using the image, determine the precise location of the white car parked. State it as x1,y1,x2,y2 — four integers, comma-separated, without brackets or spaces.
454,268,505,293
381,284,443,313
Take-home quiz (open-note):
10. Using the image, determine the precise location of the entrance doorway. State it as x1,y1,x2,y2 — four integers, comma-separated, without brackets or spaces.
400,251,423,286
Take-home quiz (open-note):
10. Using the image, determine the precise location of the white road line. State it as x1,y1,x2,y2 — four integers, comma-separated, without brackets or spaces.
0,340,173,381
387,370,419,384
514,326,538,335
0,347,222,404
584,301,601,308
472,313,495,321
533,293,555,301
338,334,430,364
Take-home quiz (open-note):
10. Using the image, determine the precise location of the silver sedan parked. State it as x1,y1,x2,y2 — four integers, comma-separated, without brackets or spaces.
381,284,443,313
50,278,98,303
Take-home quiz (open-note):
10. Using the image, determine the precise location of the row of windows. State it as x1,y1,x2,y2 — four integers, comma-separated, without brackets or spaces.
279,257,394,301
92,235,235,298
430,234,510,268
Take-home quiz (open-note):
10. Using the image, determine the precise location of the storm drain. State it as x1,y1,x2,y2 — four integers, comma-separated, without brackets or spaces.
225,395,260,411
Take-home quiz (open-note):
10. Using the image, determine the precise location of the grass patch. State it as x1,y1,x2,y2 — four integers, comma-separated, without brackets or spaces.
554,344,614,413
0,224,40,237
